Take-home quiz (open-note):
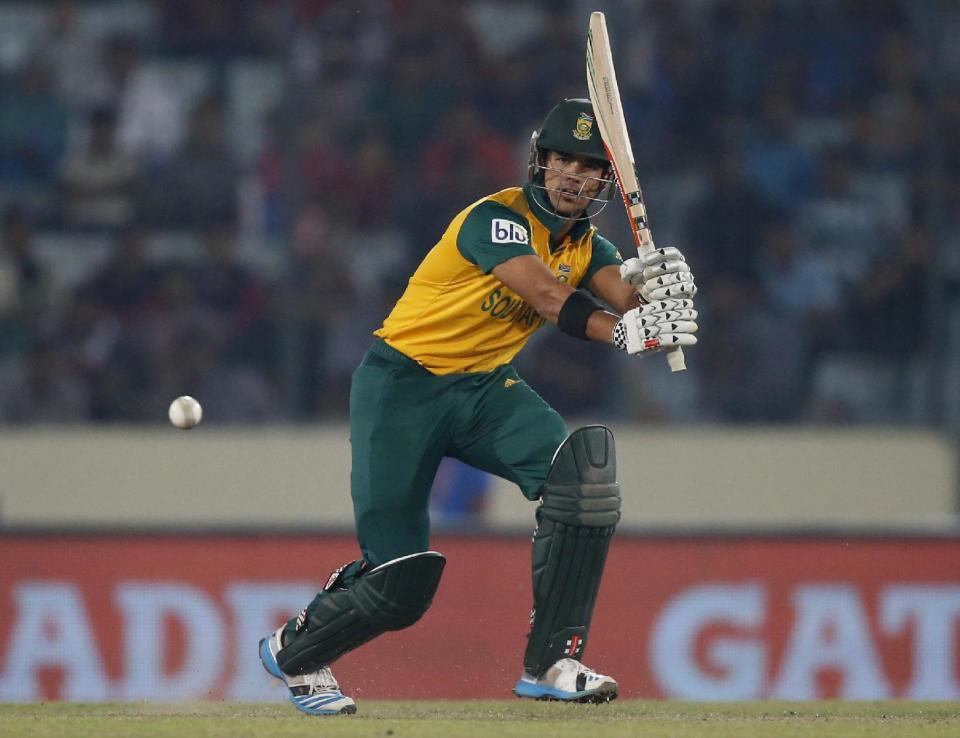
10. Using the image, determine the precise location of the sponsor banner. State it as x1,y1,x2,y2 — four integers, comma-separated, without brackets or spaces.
1,534,958,701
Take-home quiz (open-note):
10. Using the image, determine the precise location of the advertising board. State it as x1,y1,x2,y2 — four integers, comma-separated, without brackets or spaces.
1,534,958,700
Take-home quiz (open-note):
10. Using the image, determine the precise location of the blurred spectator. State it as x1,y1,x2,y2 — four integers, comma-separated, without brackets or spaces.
851,29,925,172
64,228,159,421
800,3,880,113
795,147,888,288
421,102,515,205
340,130,395,227
252,108,286,236
195,222,264,336
0,208,48,345
757,215,842,327
45,0,112,111
158,0,261,59
104,36,186,161
294,108,354,209
317,141,411,412
740,89,817,209
288,203,357,416
368,33,460,161
0,60,69,198
80,226,161,322
147,96,239,227
685,149,768,289
412,102,515,243
756,214,841,413
479,7,576,135
0,340,89,423
516,329,618,420
698,285,809,422
60,107,139,230
338,134,409,306
133,260,220,374
855,225,930,356
644,28,722,165
54,285,150,422
281,1,390,127
150,324,281,424
713,0,782,115
226,281,285,393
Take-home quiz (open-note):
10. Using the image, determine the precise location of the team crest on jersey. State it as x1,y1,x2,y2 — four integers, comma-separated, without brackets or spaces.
573,112,595,141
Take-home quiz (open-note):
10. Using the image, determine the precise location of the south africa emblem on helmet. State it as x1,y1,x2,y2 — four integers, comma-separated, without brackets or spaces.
573,112,595,141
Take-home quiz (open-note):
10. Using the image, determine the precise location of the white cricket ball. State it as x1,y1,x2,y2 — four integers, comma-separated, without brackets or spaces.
168,395,203,429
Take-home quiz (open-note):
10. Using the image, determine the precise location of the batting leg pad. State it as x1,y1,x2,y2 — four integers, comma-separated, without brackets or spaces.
524,425,620,677
277,551,446,675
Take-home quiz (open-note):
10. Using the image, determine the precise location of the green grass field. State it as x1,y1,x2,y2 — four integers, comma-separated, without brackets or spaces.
1,701,957,738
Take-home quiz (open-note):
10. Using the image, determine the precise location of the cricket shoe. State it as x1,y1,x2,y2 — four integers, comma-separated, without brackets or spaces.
514,658,618,703
259,627,356,715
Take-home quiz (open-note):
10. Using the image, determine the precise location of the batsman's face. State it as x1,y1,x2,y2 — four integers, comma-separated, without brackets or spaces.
543,151,607,216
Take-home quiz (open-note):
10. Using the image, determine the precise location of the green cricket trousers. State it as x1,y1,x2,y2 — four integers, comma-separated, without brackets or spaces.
350,338,568,566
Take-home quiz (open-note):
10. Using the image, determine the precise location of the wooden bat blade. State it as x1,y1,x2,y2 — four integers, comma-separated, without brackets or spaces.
586,11,686,372
586,13,637,190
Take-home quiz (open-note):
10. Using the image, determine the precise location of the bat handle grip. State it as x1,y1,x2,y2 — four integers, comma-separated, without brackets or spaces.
666,346,686,372
638,236,687,372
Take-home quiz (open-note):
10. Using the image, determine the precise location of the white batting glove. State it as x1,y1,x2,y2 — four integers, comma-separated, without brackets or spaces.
612,298,698,355
620,247,697,302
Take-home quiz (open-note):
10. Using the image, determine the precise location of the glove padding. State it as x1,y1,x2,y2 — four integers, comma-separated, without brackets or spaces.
620,246,697,302
612,298,698,355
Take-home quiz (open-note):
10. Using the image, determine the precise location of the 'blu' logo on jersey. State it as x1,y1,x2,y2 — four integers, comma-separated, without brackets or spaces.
491,219,529,244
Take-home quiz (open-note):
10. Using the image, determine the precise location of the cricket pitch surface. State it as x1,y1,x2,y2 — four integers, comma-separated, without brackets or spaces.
1,700,957,737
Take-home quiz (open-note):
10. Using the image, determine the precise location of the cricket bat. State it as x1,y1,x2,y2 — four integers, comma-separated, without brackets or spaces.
586,11,686,372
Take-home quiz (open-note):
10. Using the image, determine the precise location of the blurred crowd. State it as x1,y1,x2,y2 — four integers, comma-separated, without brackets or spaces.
0,0,956,426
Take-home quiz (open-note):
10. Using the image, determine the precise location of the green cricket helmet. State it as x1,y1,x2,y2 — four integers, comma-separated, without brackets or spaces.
536,98,609,162
528,99,614,221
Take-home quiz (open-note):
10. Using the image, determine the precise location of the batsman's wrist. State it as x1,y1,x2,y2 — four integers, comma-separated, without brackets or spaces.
612,320,628,352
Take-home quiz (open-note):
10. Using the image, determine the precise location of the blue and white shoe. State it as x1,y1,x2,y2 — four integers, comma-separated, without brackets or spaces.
259,627,357,715
514,658,618,703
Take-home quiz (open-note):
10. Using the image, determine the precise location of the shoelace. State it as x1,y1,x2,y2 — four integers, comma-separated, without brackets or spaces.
575,664,600,680
565,659,608,683
302,667,338,694
557,658,594,673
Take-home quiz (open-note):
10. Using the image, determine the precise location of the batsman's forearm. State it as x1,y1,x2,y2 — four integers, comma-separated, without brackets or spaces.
586,309,621,345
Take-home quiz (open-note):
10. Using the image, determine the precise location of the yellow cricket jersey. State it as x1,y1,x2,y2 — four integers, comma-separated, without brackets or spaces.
375,185,621,374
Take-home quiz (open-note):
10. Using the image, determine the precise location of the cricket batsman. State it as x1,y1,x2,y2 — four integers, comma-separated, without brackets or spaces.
259,99,699,714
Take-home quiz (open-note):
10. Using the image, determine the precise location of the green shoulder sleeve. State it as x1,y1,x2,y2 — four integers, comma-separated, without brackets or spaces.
582,232,624,286
457,201,536,274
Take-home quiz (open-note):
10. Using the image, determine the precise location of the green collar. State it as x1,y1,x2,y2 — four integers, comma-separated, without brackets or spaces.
523,183,592,243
